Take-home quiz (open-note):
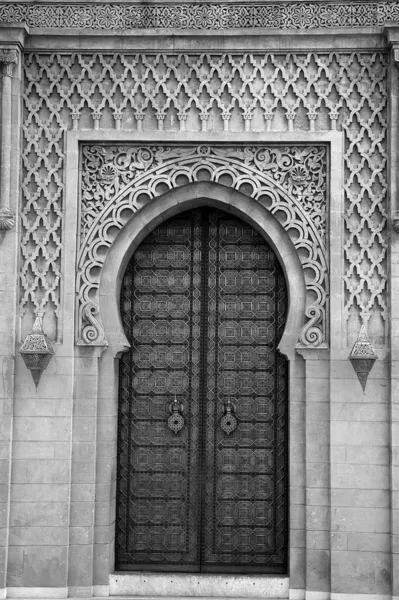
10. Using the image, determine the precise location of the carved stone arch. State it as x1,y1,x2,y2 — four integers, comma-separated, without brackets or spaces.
77,143,328,349
97,181,307,359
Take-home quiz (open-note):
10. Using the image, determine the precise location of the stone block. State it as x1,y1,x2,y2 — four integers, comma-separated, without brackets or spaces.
13,399,70,418
306,488,329,507
72,398,97,417
69,527,92,545
306,549,330,592
331,402,388,422
306,445,330,464
12,442,55,460
347,532,390,552
331,422,388,447
331,550,390,594
97,417,117,441
13,417,70,442
54,442,71,459
93,544,111,586
94,502,111,527
9,527,68,546
70,484,95,502
331,532,348,551
93,525,112,545
70,502,94,527
331,463,389,490
10,502,69,527
289,547,306,591
94,483,112,503
331,488,389,508
291,504,306,530
345,445,389,466
7,545,68,587
67,545,93,587
306,530,330,550
306,403,329,421
73,375,98,401
70,461,95,484
10,484,69,503
306,506,330,531
331,507,390,533
72,418,96,443
307,463,330,488
12,460,70,484
72,442,96,462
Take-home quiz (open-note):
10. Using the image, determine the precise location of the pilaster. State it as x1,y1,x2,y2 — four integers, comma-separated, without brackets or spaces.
297,347,331,600
0,28,24,598
385,25,399,600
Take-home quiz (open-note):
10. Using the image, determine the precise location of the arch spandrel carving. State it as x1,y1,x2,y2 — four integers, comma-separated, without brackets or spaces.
77,143,328,349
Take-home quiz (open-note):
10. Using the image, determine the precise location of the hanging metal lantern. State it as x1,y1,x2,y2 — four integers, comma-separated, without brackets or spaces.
348,324,378,393
20,313,54,387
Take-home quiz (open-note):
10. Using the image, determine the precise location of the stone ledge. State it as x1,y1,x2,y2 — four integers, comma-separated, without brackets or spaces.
109,573,289,599
0,1,398,31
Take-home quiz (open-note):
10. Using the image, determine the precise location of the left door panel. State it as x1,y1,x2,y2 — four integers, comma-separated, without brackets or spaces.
116,211,203,571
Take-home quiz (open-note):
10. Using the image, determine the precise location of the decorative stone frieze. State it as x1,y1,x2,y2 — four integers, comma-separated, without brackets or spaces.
20,52,388,346
1,1,399,30
77,143,328,348
0,48,18,232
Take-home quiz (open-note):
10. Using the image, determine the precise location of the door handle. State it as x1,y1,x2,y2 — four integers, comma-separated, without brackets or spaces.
220,399,237,435
167,395,185,434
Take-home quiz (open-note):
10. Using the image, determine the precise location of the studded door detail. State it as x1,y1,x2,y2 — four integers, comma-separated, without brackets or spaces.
116,208,288,573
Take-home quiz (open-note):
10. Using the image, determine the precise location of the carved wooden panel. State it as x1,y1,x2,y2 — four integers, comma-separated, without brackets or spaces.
116,208,288,573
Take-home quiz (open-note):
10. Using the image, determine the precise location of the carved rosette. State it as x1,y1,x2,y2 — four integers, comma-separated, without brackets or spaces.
77,143,328,349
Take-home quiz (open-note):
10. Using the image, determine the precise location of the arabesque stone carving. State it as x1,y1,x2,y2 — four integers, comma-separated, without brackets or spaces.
77,143,328,347
1,2,399,30
20,52,388,346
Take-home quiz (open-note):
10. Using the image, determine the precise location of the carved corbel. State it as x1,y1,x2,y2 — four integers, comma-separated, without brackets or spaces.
0,48,18,231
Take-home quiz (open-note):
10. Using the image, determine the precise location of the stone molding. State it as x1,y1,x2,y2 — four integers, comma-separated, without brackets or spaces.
0,47,18,231
1,1,399,30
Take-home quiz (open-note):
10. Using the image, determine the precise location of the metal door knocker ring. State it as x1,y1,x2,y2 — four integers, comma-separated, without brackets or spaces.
167,395,185,434
220,399,237,435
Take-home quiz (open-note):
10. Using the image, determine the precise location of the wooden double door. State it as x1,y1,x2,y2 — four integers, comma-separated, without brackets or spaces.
116,208,288,573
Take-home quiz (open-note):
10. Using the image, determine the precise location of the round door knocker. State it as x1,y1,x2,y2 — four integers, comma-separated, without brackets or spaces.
220,399,237,435
167,395,185,435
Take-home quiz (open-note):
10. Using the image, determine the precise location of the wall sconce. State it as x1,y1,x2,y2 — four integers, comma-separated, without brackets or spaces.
20,312,54,387
349,323,377,393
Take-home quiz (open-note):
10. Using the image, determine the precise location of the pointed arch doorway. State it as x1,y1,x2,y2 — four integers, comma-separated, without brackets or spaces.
115,206,288,574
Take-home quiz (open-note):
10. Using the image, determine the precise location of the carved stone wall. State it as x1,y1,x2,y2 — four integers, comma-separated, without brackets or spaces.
20,52,388,346
2,2,399,30
78,143,327,347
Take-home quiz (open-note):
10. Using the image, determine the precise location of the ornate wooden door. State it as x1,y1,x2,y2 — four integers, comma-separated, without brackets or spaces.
116,208,288,573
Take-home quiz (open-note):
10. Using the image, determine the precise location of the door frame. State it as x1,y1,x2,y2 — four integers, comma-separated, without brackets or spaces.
115,205,291,573
95,182,308,585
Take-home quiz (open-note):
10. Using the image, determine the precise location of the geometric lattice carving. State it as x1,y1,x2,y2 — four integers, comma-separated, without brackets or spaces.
78,143,328,348
3,2,399,30
21,52,388,346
